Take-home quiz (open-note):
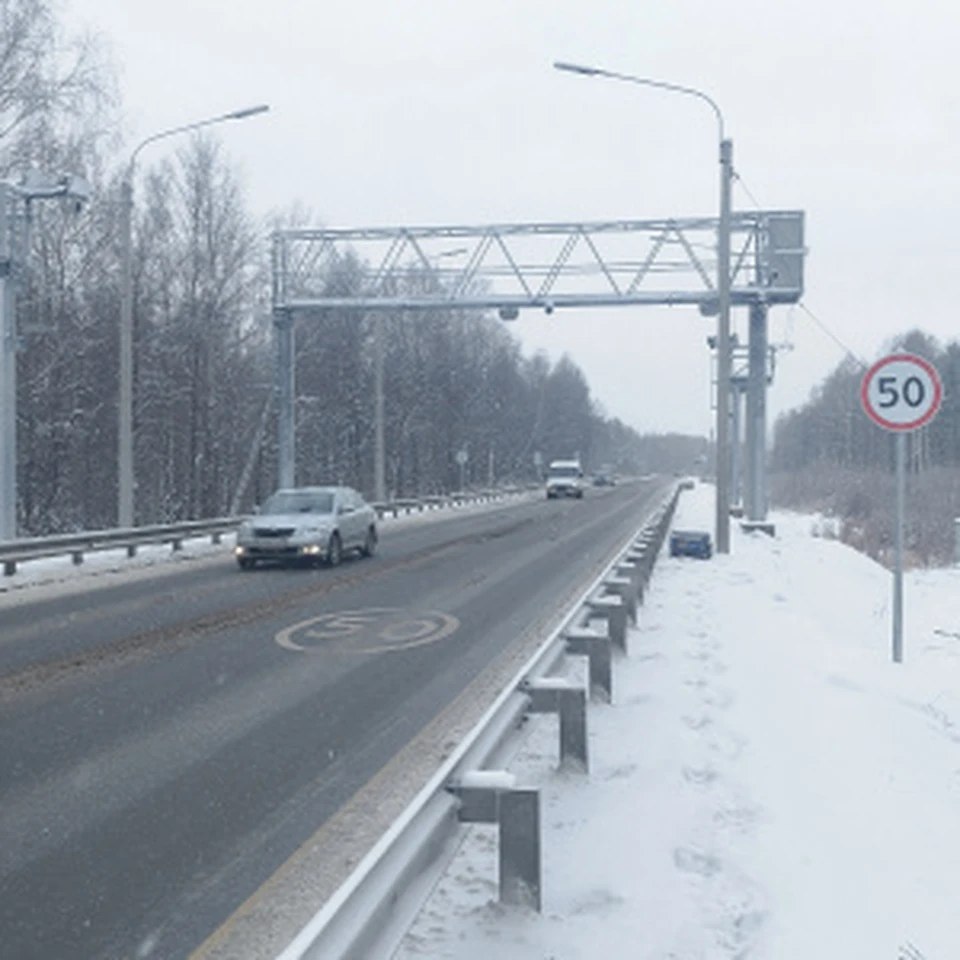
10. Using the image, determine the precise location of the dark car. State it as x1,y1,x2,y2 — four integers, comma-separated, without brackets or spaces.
669,529,713,560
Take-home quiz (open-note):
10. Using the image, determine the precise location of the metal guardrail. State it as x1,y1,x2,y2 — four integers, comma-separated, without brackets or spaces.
0,487,537,576
277,483,683,960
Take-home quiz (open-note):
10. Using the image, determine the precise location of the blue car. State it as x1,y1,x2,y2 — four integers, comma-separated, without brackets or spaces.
669,530,713,560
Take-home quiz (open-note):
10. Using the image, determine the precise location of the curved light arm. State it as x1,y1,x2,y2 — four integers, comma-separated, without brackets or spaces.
554,61,724,144
126,104,270,178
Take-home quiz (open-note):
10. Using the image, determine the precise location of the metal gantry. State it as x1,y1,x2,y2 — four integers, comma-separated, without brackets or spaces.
271,212,804,524
273,212,803,313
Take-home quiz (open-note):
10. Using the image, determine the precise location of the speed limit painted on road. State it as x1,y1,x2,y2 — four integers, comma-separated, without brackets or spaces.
860,353,942,431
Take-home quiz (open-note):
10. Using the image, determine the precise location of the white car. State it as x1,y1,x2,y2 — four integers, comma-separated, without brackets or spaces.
545,460,585,499
235,486,378,570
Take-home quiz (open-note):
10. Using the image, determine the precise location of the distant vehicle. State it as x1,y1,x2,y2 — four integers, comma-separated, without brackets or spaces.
592,471,616,487
235,485,378,570
546,459,584,499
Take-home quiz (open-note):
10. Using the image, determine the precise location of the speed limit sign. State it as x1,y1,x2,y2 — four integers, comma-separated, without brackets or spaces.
860,353,942,432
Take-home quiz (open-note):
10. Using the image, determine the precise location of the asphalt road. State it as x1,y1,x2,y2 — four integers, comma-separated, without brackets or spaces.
0,480,665,960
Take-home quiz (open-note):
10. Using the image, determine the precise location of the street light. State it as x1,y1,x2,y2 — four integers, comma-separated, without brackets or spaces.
554,61,733,554
0,174,92,540
118,104,269,528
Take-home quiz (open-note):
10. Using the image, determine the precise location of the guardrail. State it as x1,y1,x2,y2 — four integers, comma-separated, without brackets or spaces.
277,482,683,960
0,487,536,576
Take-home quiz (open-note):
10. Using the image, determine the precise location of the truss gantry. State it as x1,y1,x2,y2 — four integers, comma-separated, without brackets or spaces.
272,211,804,314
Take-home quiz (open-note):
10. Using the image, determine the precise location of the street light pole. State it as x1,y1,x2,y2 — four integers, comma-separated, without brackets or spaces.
553,61,733,553
118,104,269,528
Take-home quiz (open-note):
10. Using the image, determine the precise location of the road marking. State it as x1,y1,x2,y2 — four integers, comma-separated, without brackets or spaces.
275,607,459,655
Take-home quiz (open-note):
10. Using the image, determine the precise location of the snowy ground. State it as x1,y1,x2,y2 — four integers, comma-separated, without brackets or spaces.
396,482,960,960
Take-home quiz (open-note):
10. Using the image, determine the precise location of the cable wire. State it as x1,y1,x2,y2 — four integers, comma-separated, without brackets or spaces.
732,170,763,210
798,302,868,368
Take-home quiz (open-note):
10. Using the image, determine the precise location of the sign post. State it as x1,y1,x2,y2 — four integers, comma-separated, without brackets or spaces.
860,353,942,663
455,448,468,492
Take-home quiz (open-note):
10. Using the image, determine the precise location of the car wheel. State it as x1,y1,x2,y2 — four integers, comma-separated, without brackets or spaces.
237,557,255,571
326,533,342,567
361,525,378,558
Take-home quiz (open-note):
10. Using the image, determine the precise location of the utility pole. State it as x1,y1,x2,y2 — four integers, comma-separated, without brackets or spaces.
118,104,268,527
745,298,768,521
0,184,15,540
374,316,385,502
0,175,91,540
715,137,733,553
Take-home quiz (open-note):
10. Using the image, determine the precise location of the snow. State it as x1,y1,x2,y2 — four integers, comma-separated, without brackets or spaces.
395,482,960,960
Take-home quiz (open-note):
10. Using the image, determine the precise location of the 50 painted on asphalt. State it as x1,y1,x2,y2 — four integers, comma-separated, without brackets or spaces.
276,608,460,655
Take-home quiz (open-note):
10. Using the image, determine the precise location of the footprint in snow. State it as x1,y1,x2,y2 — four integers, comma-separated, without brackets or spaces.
702,687,735,710
682,765,719,788
713,802,762,834
673,846,722,878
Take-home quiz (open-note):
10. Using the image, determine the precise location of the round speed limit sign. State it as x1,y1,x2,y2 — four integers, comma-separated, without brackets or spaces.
860,353,942,431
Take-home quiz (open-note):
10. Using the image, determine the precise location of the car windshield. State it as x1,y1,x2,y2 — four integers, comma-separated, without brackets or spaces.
548,466,579,478
261,491,335,515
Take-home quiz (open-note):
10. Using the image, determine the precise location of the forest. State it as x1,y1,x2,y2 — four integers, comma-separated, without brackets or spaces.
770,330,960,565
1,0,702,536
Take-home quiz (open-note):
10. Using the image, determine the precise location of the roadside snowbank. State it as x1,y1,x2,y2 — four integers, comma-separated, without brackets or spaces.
397,482,960,959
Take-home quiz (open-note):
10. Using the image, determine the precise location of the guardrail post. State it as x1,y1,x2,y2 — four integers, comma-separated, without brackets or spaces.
4,559,16,576
523,678,588,772
565,625,612,703
500,789,541,910
603,574,637,625
171,538,182,552
449,771,542,912
615,560,644,606
71,551,84,566
587,594,626,652
126,544,137,558
211,532,222,545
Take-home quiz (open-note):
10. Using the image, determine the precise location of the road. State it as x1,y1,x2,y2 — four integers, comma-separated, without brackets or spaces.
0,480,664,960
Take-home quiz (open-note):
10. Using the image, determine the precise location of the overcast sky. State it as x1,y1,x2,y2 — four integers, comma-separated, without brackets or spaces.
66,0,960,437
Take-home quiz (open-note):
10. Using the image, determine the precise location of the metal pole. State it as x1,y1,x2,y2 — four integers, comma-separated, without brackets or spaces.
0,265,15,539
745,299,768,521
715,138,733,553
118,176,134,528
373,317,385,502
730,383,741,506
275,311,296,489
117,104,268,527
893,431,905,663
552,63,732,548
0,182,16,540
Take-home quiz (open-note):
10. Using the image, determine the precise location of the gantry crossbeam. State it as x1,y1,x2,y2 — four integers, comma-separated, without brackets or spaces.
272,211,804,314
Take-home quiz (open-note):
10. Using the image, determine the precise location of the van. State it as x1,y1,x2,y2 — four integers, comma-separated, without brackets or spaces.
546,460,584,499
